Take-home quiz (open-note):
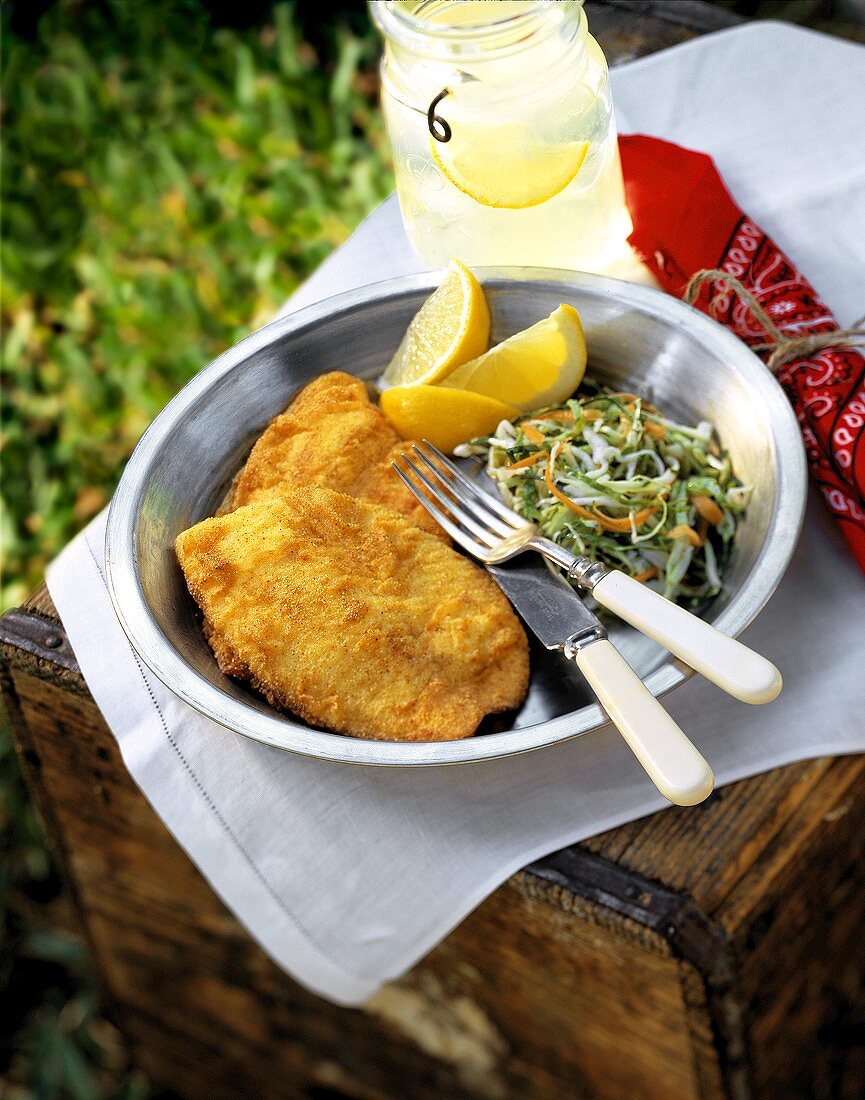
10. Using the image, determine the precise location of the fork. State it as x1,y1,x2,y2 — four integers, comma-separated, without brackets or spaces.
394,442,716,805
394,441,782,706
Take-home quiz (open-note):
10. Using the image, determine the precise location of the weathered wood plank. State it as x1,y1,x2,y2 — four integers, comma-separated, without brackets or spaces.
5,667,718,1100
730,761,865,1098
22,581,58,620
588,0,740,66
9,623,862,1097
581,759,846,911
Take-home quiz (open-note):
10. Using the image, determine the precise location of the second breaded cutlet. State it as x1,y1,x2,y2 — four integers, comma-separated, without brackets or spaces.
220,370,444,539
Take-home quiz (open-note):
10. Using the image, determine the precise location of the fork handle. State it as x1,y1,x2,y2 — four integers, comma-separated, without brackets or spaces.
591,570,782,705
574,638,714,806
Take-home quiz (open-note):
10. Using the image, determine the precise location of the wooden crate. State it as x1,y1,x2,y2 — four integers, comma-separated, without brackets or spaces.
3,583,865,1100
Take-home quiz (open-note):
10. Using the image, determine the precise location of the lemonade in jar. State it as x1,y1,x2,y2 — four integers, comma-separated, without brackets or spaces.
369,0,633,272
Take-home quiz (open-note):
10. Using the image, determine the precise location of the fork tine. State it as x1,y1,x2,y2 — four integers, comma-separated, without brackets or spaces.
410,446,515,538
398,455,499,548
392,464,493,559
418,441,528,529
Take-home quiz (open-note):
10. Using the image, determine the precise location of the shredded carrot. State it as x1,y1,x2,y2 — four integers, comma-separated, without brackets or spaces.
691,494,723,525
668,524,704,547
542,465,597,521
696,515,709,544
583,409,604,421
543,409,575,422
593,504,658,533
633,565,658,583
543,459,657,532
506,452,544,472
521,423,545,444
644,420,666,439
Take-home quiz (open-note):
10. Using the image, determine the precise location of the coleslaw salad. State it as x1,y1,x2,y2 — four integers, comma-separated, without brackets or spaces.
456,389,748,606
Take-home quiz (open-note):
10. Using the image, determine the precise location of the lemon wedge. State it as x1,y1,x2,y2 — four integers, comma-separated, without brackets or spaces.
433,122,589,210
442,304,587,413
383,259,491,388
380,385,517,455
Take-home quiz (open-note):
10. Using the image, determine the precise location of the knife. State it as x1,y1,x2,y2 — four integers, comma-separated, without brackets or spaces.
487,557,714,807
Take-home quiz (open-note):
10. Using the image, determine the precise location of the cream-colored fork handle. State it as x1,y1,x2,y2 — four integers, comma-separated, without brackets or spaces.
575,639,714,807
591,571,782,705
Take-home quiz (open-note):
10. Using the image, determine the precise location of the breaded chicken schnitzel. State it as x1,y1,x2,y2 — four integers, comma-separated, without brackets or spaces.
175,488,529,742
221,371,444,538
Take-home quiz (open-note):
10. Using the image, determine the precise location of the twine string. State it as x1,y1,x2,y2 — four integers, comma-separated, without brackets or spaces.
684,269,865,372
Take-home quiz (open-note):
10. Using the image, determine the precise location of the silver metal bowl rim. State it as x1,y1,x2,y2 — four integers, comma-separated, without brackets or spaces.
105,268,807,766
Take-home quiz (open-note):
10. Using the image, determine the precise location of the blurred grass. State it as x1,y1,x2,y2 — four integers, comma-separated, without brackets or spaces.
1,0,391,611
1,0,389,1092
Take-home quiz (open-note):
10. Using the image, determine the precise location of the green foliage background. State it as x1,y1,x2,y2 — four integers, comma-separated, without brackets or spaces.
1,1,389,1093
2,0,391,612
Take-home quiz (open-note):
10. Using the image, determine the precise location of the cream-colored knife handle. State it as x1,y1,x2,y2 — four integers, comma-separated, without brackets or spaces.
591,571,782,705
574,639,714,807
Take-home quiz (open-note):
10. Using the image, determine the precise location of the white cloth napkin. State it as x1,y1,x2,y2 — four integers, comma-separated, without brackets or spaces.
47,22,865,1006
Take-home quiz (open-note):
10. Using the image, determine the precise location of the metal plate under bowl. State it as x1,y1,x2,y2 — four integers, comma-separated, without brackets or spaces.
105,269,807,765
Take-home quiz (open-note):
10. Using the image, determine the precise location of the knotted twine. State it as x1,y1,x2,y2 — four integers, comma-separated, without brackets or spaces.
684,270,865,374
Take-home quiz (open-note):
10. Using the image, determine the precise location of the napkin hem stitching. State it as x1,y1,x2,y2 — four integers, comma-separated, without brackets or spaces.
82,528,370,984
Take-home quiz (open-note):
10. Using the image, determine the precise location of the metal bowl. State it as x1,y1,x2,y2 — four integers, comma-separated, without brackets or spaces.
105,270,807,765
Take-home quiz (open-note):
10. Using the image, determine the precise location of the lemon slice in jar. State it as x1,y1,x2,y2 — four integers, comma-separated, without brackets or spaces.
380,385,517,454
442,304,587,412
432,120,589,210
383,259,491,388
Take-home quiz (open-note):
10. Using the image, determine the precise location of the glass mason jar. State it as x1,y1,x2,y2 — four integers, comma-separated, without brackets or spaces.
369,0,633,272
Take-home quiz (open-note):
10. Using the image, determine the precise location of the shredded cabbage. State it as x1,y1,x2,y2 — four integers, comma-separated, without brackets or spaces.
455,388,749,607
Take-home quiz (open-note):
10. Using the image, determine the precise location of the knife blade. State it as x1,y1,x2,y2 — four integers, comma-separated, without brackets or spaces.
486,555,606,651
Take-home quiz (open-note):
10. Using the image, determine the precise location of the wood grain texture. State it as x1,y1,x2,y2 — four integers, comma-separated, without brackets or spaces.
5,667,718,1100
4,623,865,1098
587,0,740,65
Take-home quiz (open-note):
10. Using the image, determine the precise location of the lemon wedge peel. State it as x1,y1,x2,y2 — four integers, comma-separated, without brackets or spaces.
432,126,590,210
383,259,491,388
442,303,587,413
380,385,517,455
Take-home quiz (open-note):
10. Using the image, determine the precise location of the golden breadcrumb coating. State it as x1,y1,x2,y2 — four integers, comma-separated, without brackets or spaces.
175,489,529,742
221,370,444,539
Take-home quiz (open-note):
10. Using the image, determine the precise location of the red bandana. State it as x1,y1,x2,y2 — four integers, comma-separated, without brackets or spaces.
620,134,865,574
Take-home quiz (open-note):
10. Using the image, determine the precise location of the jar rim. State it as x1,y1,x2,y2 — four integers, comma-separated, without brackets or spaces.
370,1,583,59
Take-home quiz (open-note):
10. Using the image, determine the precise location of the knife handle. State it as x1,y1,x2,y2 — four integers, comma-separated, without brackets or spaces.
591,570,782,705
573,638,714,807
